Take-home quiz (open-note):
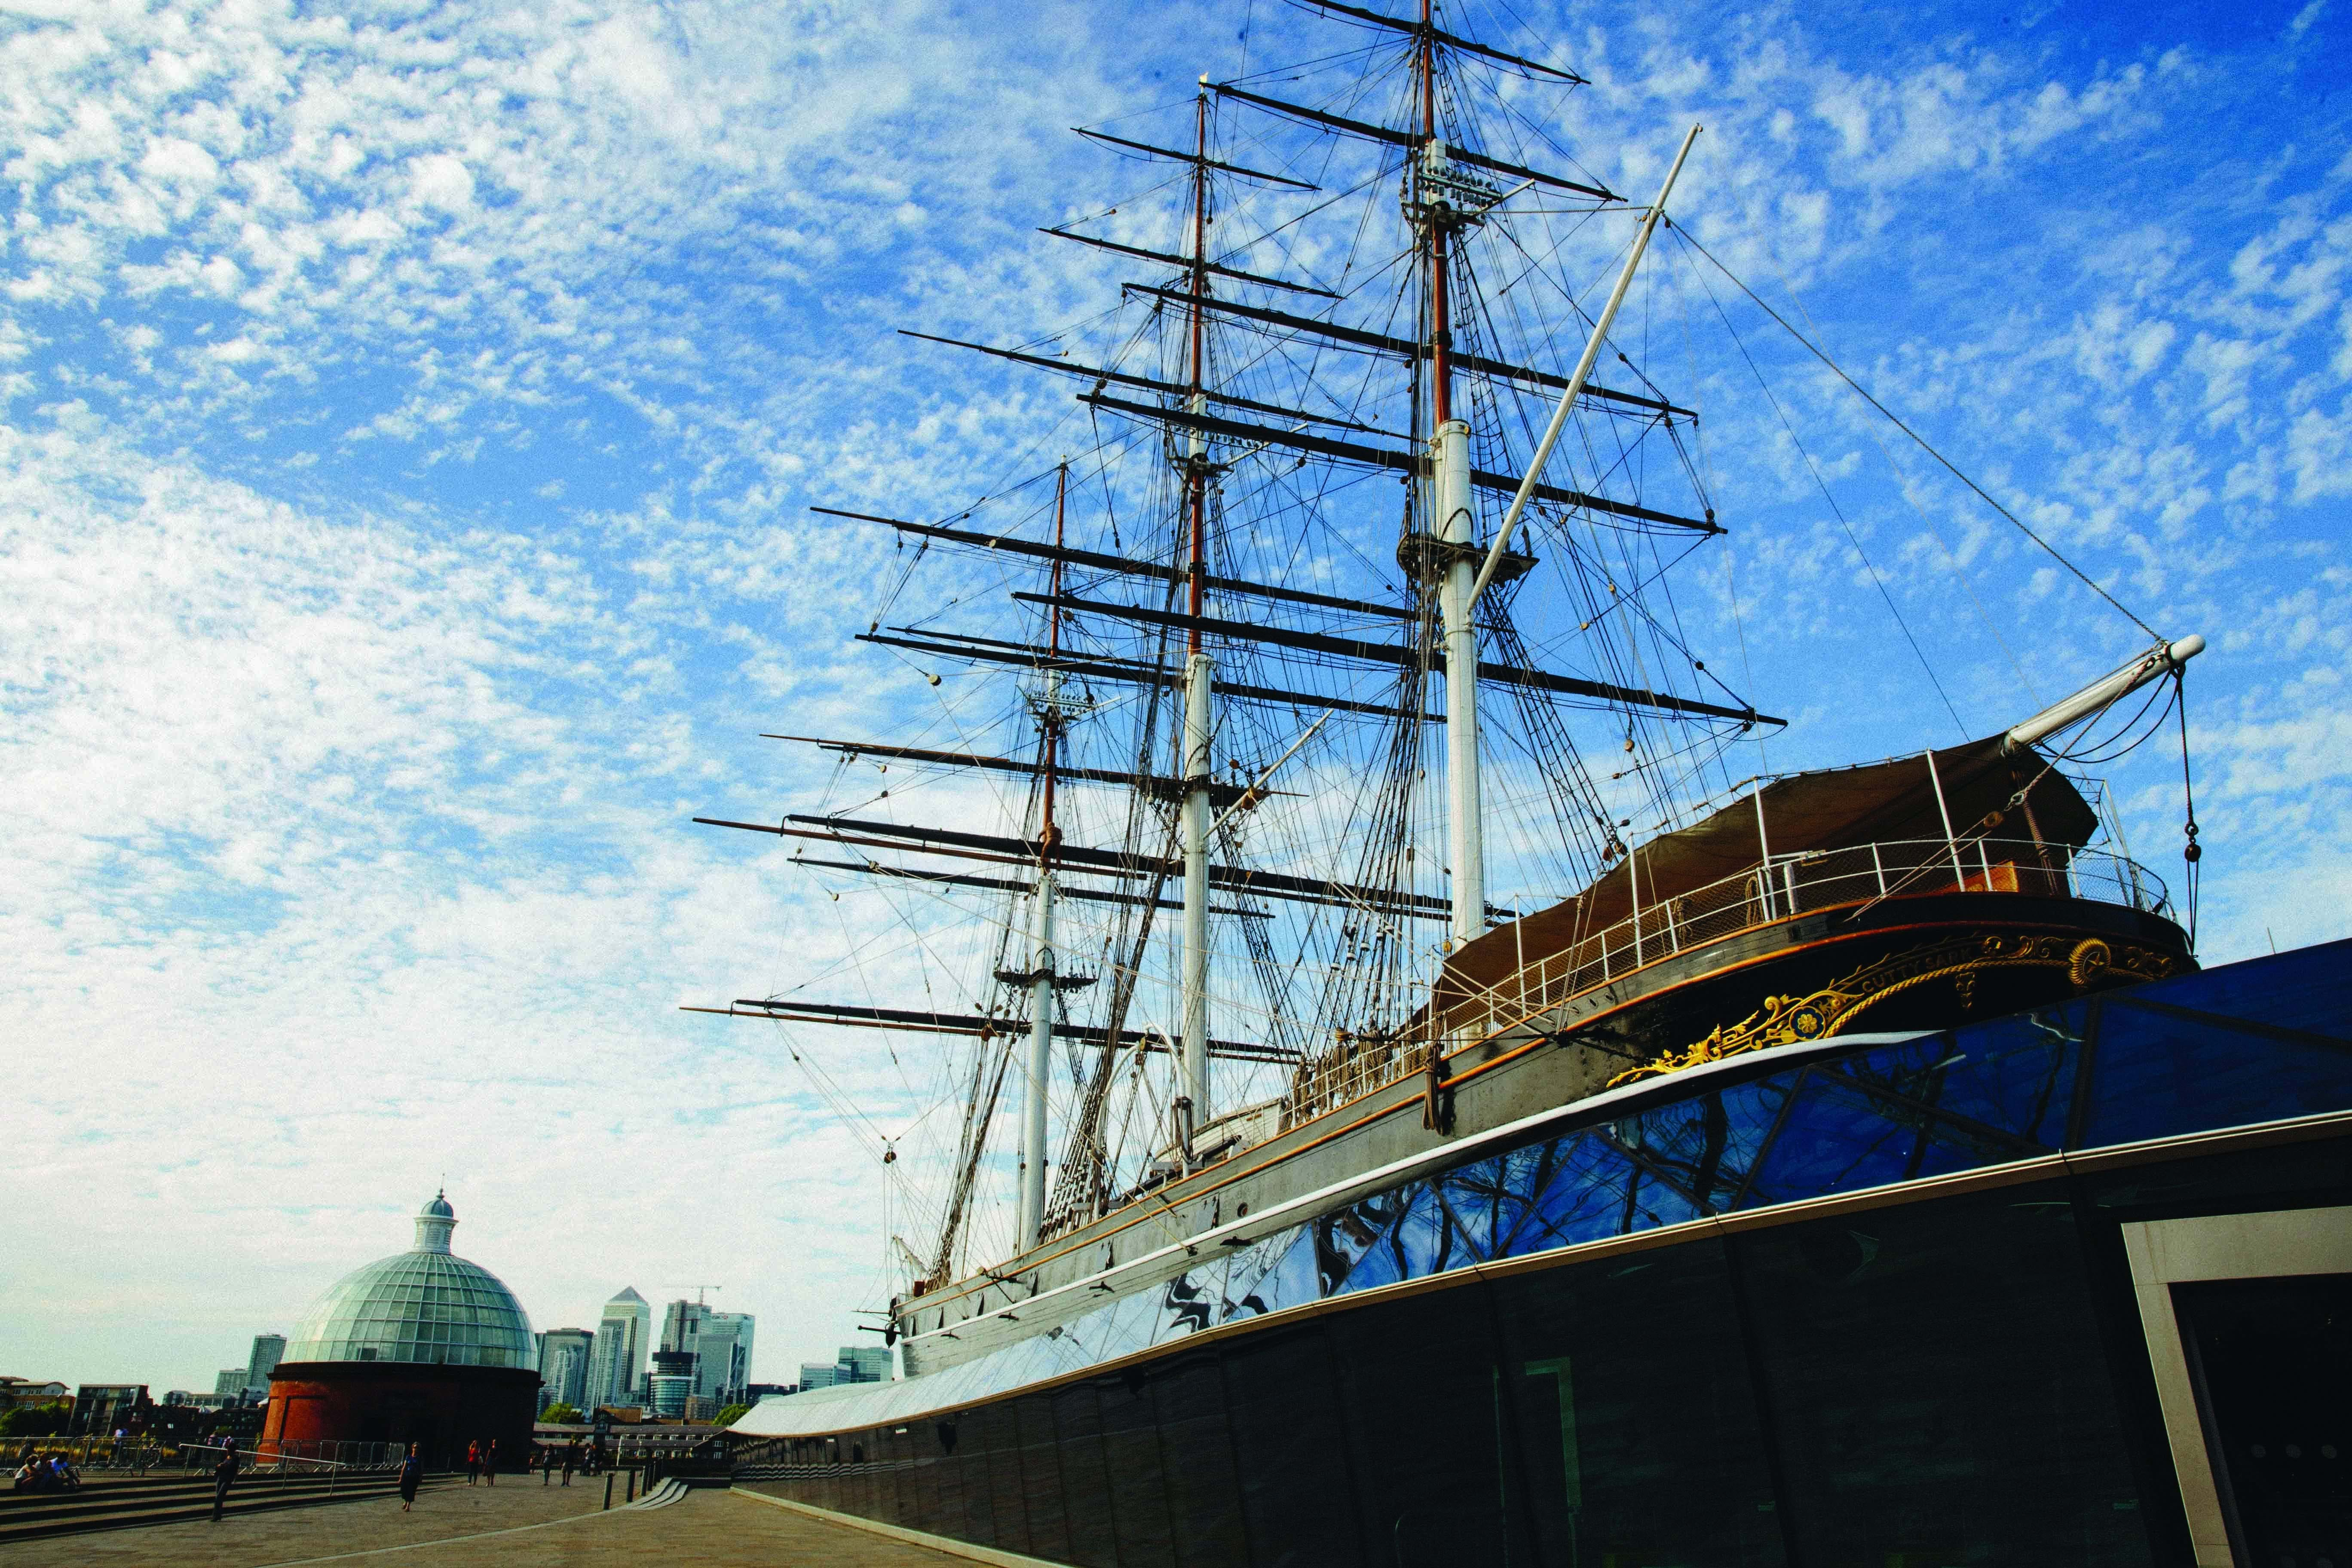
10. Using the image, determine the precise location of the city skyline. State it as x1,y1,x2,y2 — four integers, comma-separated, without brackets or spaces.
9,1246,858,1402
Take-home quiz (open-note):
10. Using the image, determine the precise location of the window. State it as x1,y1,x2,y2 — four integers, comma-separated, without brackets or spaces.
1736,1183,2153,1566
1490,1238,1785,1567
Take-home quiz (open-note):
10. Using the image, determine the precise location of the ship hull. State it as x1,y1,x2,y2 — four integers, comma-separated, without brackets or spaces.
890,887,2192,1376
733,939,2352,1567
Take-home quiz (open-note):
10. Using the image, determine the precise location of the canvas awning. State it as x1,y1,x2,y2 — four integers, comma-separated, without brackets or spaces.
1436,736,2096,1009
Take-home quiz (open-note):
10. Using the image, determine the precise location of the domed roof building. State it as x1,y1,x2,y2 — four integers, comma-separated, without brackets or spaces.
282,1192,535,1369
263,1192,541,1470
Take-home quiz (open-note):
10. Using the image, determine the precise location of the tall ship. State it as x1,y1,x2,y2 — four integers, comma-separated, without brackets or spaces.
704,6,2352,1565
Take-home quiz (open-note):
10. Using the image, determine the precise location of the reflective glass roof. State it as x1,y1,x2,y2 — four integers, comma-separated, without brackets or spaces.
283,1194,534,1369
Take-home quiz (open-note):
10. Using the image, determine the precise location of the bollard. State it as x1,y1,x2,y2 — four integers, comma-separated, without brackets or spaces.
603,1473,614,1511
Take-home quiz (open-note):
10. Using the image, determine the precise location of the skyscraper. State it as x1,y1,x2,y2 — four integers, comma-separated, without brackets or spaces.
536,1327,595,1413
658,1300,756,1404
837,1344,890,1383
702,1312,755,1403
658,1298,710,1358
585,1287,649,1410
245,1333,285,1396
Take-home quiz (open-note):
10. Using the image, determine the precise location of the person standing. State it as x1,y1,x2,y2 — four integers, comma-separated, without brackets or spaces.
210,1442,239,1523
560,1441,576,1487
396,1443,422,1513
464,1440,480,1486
484,1437,497,1485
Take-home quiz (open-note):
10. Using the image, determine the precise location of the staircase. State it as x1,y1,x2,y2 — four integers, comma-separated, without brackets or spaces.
0,1468,439,1544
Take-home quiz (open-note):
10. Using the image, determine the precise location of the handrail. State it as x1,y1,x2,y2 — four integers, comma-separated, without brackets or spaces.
1284,837,2171,1124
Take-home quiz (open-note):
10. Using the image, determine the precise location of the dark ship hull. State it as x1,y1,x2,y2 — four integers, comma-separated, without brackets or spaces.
733,939,2352,1566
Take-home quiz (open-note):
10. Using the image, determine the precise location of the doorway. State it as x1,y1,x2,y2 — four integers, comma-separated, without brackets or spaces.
2171,1274,2350,1568
2122,1207,2352,1567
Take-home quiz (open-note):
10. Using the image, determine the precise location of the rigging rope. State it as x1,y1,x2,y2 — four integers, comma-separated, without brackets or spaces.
2176,668,2201,945
1683,249,1968,737
1669,225,2159,641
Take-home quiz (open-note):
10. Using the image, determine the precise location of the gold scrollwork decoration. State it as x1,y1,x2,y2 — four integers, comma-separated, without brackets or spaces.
1605,930,2177,1089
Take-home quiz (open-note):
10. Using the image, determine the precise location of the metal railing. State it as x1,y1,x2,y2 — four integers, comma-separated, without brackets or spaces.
1285,839,2168,1124
6,1438,407,1500
249,1439,407,1471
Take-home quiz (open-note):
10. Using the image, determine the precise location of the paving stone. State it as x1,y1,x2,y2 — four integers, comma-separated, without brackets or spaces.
0,1477,984,1566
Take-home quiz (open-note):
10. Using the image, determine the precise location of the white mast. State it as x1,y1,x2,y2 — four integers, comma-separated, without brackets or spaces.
1434,125,1698,957
1435,416,1482,948
1016,464,1072,1248
1415,9,1490,952
1179,653,1214,1135
1176,83,1216,1138
1019,859,1054,1244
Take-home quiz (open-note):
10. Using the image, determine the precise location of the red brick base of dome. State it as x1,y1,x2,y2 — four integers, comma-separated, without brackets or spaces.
264,1361,539,1473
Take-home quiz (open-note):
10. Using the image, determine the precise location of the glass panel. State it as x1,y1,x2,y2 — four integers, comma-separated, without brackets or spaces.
1499,1135,1637,1256
1334,1184,1445,1295
1490,1237,1785,1568
1617,1093,1743,1214
1738,1070,1918,1207
1152,1349,1248,1566
1327,1278,1519,1566
1154,1271,1217,1344
1222,1321,1365,1568
1225,1224,1319,1320
1736,1182,2156,1566
2129,939,2352,1037
1015,1392,1069,1565
1900,1013,2077,1148
1052,1381,1119,1568
1098,1368,1176,1568
1315,1191,1408,1297
2085,1000,2352,1148
1430,1152,1516,1262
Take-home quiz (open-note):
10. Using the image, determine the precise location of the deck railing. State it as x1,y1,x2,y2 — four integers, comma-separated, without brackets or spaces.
1283,838,2169,1126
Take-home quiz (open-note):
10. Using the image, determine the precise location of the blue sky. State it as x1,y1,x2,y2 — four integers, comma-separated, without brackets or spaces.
2,0,2346,1392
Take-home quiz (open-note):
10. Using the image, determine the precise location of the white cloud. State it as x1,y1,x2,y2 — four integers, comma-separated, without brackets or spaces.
407,152,474,213
0,0,2347,1393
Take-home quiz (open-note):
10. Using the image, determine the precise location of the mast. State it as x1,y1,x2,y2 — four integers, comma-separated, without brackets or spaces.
1017,463,1070,1246
1421,3,1483,949
695,9,1787,1284
1178,80,1216,1138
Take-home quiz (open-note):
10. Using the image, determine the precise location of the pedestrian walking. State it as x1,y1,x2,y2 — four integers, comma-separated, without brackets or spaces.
484,1437,497,1484
560,1442,576,1486
465,1439,480,1485
209,1442,239,1523
396,1443,422,1513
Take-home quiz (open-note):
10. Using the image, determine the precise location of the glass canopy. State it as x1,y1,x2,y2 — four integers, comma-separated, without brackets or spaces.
283,1195,535,1369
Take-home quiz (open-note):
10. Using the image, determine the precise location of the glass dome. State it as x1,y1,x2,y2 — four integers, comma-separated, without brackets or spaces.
282,1192,535,1370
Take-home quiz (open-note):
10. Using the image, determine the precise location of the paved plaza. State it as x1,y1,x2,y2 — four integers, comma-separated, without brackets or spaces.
1,1479,1040,1567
